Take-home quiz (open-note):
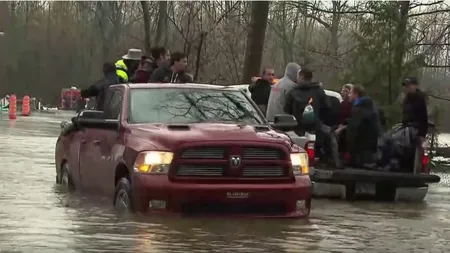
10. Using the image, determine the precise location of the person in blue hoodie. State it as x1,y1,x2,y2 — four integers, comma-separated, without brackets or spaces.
346,84,381,167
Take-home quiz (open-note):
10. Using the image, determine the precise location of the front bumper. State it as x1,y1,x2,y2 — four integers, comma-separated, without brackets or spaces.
131,174,312,218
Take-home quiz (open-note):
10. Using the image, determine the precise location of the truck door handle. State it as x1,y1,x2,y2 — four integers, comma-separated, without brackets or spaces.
93,140,101,145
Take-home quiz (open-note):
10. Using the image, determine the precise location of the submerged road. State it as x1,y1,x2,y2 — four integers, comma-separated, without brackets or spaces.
0,112,449,253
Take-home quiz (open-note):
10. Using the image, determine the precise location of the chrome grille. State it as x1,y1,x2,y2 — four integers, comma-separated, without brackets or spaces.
242,166,285,177
181,148,225,159
243,147,284,160
176,165,224,176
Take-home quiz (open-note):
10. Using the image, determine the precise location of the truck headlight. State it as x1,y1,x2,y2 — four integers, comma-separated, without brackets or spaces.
133,151,174,174
290,153,309,175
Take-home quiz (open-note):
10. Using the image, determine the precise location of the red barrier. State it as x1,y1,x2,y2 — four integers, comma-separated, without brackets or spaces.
22,95,30,116
8,94,16,120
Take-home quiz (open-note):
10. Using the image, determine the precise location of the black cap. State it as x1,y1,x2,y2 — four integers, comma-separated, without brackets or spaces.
402,77,419,86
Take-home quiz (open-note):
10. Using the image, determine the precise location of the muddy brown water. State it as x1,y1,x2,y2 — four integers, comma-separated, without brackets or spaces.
0,112,449,253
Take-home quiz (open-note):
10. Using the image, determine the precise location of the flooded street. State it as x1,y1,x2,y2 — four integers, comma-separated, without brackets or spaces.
0,112,450,253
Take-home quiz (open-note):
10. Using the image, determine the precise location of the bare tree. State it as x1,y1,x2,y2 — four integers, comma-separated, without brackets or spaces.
242,1,270,84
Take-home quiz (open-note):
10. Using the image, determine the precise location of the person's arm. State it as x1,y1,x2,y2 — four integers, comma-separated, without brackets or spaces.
283,89,294,115
80,81,102,98
416,94,428,138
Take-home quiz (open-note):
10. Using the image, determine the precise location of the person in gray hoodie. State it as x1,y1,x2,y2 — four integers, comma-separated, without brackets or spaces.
266,62,301,121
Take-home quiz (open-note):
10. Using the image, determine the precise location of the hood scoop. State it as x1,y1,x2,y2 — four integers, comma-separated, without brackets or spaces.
253,125,270,132
167,124,190,131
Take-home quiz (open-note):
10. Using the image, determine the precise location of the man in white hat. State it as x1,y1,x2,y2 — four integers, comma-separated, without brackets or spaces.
115,48,142,83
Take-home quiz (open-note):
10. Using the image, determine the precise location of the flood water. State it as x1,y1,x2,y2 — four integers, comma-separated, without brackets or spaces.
0,112,450,253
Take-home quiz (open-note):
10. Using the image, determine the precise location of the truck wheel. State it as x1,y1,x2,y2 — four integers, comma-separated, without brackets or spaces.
114,177,134,213
60,163,75,192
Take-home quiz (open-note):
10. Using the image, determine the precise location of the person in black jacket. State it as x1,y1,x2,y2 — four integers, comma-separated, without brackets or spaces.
401,77,428,172
61,63,119,136
402,77,428,144
346,84,381,166
284,68,339,168
150,51,193,83
80,62,119,111
249,68,274,115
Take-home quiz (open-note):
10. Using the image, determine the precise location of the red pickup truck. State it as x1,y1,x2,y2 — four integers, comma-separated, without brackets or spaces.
55,83,312,218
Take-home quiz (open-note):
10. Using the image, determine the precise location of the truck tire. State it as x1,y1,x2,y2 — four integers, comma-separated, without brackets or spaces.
114,177,134,213
60,163,75,192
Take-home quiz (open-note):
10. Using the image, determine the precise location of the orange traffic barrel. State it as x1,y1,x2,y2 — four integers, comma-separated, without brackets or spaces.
8,94,17,120
22,95,30,116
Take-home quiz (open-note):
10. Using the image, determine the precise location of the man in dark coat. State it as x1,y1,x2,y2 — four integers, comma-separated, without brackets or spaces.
346,84,381,166
150,51,193,83
62,63,119,136
249,68,274,115
401,77,428,172
402,77,428,144
80,62,119,111
284,68,339,168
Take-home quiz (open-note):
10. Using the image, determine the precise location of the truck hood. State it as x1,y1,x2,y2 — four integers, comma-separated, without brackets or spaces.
127,123,295,150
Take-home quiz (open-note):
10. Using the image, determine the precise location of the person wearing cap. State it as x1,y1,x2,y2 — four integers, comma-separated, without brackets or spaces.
402,77,428,143
115,48,142,83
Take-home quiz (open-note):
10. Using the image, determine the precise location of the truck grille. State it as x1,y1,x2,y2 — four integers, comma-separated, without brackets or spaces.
242,166,285,177
176,165,224,177
243,147,284,159
174,145,289,178
181,148,225,159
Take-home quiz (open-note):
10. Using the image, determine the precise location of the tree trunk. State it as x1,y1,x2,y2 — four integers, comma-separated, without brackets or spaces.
241,1,270,84
140,1,151,54
154,1,168,47
391,0,410,103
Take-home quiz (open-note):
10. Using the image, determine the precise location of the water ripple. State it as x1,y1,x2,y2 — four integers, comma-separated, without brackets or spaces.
0,113,449,252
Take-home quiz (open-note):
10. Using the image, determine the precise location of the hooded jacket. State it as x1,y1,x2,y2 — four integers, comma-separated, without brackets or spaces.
266,62,301,121
149,66,193,83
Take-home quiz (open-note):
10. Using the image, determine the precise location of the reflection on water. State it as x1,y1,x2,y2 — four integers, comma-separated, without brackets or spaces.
0,112,449,252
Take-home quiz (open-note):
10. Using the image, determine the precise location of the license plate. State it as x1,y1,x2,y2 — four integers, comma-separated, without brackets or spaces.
226,192,249,199
355,183,376,195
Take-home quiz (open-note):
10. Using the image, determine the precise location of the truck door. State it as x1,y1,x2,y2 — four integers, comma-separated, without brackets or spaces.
96,89,124,195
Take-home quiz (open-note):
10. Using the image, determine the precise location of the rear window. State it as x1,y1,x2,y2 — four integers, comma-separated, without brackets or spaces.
129,88,264,125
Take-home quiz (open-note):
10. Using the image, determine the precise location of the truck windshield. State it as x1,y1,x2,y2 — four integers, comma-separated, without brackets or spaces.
129,88,265,125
